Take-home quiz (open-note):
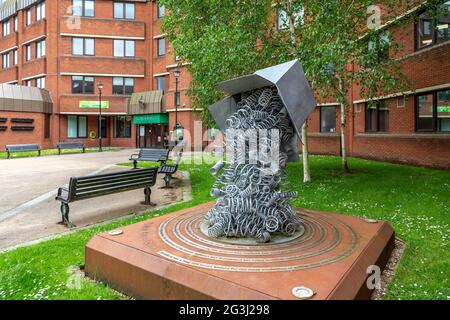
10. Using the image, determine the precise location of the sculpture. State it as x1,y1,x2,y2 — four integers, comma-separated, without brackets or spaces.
205,60,317,243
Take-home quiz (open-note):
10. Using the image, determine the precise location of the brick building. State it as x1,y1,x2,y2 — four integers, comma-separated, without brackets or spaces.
0,0,449,168
0,0,202,151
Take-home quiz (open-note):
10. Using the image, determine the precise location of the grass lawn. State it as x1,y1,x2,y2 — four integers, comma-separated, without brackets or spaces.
0,156,448,300
0,147,124,160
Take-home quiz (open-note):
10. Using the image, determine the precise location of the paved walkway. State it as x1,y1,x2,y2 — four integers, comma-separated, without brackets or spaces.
0,149,185,249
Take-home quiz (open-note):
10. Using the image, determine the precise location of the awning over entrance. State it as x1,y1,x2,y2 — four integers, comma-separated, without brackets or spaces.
133,113,169,125
128,90,164,115
0,84,53,114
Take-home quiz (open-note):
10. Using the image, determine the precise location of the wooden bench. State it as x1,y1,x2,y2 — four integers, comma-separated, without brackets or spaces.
55,168,158,227
56,141,86,155
159,152,183,188
130,148,169,169
6,144,41,159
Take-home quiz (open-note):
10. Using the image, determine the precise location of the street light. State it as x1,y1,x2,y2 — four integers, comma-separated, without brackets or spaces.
172,68,183,143
98,81,104,152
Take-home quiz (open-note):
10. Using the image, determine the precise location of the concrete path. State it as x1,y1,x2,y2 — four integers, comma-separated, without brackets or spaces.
0,149,185,249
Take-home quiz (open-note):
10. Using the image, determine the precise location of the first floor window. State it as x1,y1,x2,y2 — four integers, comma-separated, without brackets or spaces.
112,77,134,95
417,89,450,132
320,106,337,133
36,39,45,58
156,76,166,92
72,76,94,94
114,116,131,138
36,2,46,21
36,77,45,88
2,19,10,37
68,115,87,138
114,39,135,57
365,100,389,132
73,0,94,17
157,38,165,56
2,53,9,69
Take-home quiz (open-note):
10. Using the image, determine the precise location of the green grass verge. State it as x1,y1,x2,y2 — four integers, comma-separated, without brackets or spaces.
0,156,448,300
0,147,124,160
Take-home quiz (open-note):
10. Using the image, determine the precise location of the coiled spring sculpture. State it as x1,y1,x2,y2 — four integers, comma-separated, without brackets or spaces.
206,86,301,243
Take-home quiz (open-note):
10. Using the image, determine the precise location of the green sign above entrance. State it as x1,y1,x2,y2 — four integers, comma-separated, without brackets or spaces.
134,113,169,125
79,101,110,109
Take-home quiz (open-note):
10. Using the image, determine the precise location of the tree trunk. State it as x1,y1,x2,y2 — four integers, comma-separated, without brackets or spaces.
286,0,311,183
301,122,311,183
340,102,350,173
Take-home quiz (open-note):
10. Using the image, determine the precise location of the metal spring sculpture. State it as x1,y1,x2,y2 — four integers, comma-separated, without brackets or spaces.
205,86,302,243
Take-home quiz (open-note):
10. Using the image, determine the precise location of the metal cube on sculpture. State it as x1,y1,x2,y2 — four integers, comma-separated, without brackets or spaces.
206,60,317,243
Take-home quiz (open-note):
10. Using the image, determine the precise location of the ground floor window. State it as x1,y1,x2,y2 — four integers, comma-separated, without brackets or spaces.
320,106,337,133
365,100,389,132
417,89,450,132
114,116,131,138
68,115,88,138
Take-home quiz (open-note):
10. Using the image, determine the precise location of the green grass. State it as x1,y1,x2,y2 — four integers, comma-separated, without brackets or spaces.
0,156,448,300
0,147,124,160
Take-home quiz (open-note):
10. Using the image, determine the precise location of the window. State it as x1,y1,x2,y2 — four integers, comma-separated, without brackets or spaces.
367,32,390,67
14,15,17,32
36,77,45,89
72,37,94,55
24,80,32,87
320,106,337,133
25,44,31,61
366,100,389,132
416,1,450,49
36,39,45,58
156,76,166,92
26,8,31,25
112,77,134,95
72,76,94,94
114,39,135,57
417,90,450,132
44,114,50,139
73,0,94,17
277,6,304,30
157,38,165,56
68,115,88,138
2,53,9,69
114,2,135,19
2,19,10,37
36,2,45,21
12,49,17,65
114,116,132,138
397,96,405,108
158,5,165,18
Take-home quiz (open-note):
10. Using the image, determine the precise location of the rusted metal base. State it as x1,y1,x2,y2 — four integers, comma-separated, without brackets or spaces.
85,202,395,300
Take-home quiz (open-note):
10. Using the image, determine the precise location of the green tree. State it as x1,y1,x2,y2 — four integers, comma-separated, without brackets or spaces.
160,0,443,174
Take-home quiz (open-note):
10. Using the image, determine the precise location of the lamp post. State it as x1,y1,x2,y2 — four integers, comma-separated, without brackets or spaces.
98,81,104,152
172,68,182,144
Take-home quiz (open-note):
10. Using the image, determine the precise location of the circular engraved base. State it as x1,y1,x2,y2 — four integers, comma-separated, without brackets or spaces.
199,219,305,245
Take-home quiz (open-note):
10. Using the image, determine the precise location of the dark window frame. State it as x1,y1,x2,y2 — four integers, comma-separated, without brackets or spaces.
320,106,337,133
114,116,132,138
112,77,134,95
157,38,166,57
416,89,450,133
68,115,88,139
157,5,165,18
415,2,450,51
35,39,45,59
71,76,95,94
365,100,389,133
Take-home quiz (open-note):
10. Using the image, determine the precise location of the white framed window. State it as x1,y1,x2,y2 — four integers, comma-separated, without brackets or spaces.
72,37,94,55
36,2,46,21
36,77,45,89
114,39,135,57
2,53,10,69
2,19,10,37
14,15,18,32
13,49,17,65
114,2,135,19
26,8,32,25
68,115,88,138
157,38,165,56
36,39,45,58
25,44,32,61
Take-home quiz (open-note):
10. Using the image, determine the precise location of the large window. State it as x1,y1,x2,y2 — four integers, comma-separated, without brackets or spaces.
36,39,45,58
114,116,132,138
417,89,450,132
416,1,450,50
157,38,165,56
72,76,94,94
320,106,337,133
156,76,166,92
36,2,45,21
365,100,389,132
114,39,135,57
73,0,94,17
68,115,87,138
114,2,135,19
2,19,10,37
2,53,9,69
72,37,94,55
112,77,134,95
